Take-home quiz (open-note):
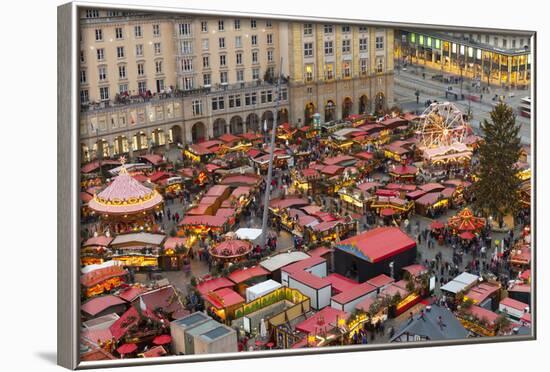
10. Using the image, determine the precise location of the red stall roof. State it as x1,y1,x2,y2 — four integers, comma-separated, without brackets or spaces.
331,281,377,305
289,270,330,290
196,277,234,295
81,295,126,317
228,266,270,284
295,307,349,334
282,256,326,275
500,297,529,312
366,274,395,289
467,305,499,325
204,287,245,309
337,227,416,263
325,273,359,294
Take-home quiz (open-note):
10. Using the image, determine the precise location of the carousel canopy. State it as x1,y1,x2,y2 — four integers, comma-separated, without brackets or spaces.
447,208,486,232
209,239,252,259
88,159,163,215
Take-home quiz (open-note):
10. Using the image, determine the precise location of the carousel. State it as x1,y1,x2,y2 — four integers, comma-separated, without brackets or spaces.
447,208,486,234
88,157,164,234
208,239,253,265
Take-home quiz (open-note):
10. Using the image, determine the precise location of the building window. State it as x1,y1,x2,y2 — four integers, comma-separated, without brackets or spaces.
192,100,203,116
218,20,224,31
485,35,490,44
155,60,163,73
80,89,89,103
119,84,128,94
85,9,99,18
235,36,242,48
267,50,274,62
375,36,384,49
95,29,103,41
118,65,126,79
305,64,314,82
229,95,241,108
324,41,333,55
115,27,123,39
99,86,109,100
236,69,244,82
343,62,351,78
324,24,333,34
281,88,288,101
201,39,208,51
512,39,516,48
503,39,507,48
156,79,165,92
201,21,208,32
304,23,313,35
252,68,260,80
342,39,351,53
203,73,211,86
252,51,258,63
219,55,226,66
182,58,193,71
304,42,313,57
267,34,273,44
134,25,142,38
266,20,272,28
98,66,107,81
183,77,194,90
153,24,160,37
179,23,191,36
359,38,368,51
220,71,228,84
181,40,193,54
219,37,226,48
342,25,350,33
80,70,87,84
137,63,145,76
360,58,368,76
136,44,143,57
251,35,258,46
96,48,104,61
236,52,243,65
376,57,384,73
251,19,257,29
203,56,210,68
245,92,257,106
212,96,225,110
117,46,125,58
154,42,161,54
494,37,498,46
234,19,240,30
138,81,147,94
324,63,334,80
260,90,273,103
359,26,368,32
80,51,85,63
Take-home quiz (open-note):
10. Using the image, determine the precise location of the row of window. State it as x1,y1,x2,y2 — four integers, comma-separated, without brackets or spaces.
303,23,369,36
180,19,273,36
303,37,379,57
181,66,274,90
180,50,274,73
83,43,163,64
93,24,161,42
81,60,164,84
209,89,287,112
303,58,384,81
81,79,166,102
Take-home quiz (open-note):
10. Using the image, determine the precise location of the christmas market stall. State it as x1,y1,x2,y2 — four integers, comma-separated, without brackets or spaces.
81,234,114,266
208,239,253,265
388,163,418,183
81,261,129,298
88,159,164,234
334,227,417,282
109,232,166,270
447,208,486,234
184,140,223,163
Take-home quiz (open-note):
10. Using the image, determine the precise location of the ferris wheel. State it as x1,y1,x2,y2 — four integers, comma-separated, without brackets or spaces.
418,102,467,148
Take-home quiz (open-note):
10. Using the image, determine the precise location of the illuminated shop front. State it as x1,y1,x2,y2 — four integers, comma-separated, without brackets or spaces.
396,30,531,88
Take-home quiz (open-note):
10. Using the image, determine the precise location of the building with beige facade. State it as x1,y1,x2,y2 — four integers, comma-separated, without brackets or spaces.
286,23,394,126
79,10,393,162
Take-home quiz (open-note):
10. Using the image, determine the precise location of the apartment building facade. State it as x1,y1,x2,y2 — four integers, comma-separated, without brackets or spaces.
79,10,393,162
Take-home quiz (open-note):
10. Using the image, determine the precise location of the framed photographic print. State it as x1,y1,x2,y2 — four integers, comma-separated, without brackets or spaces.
57,1,536,369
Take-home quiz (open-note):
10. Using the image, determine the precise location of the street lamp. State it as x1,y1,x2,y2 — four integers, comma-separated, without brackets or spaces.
389,261,395,279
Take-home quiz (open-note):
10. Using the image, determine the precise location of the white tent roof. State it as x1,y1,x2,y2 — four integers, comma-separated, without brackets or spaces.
440,272,479,294
235,228,263,241
260,251,310,272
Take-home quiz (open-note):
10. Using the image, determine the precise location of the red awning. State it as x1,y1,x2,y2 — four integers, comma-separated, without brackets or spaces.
117,343,137,354
459,231,476,240
430,221,445,230
380,208,396,217
152,334,172,346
